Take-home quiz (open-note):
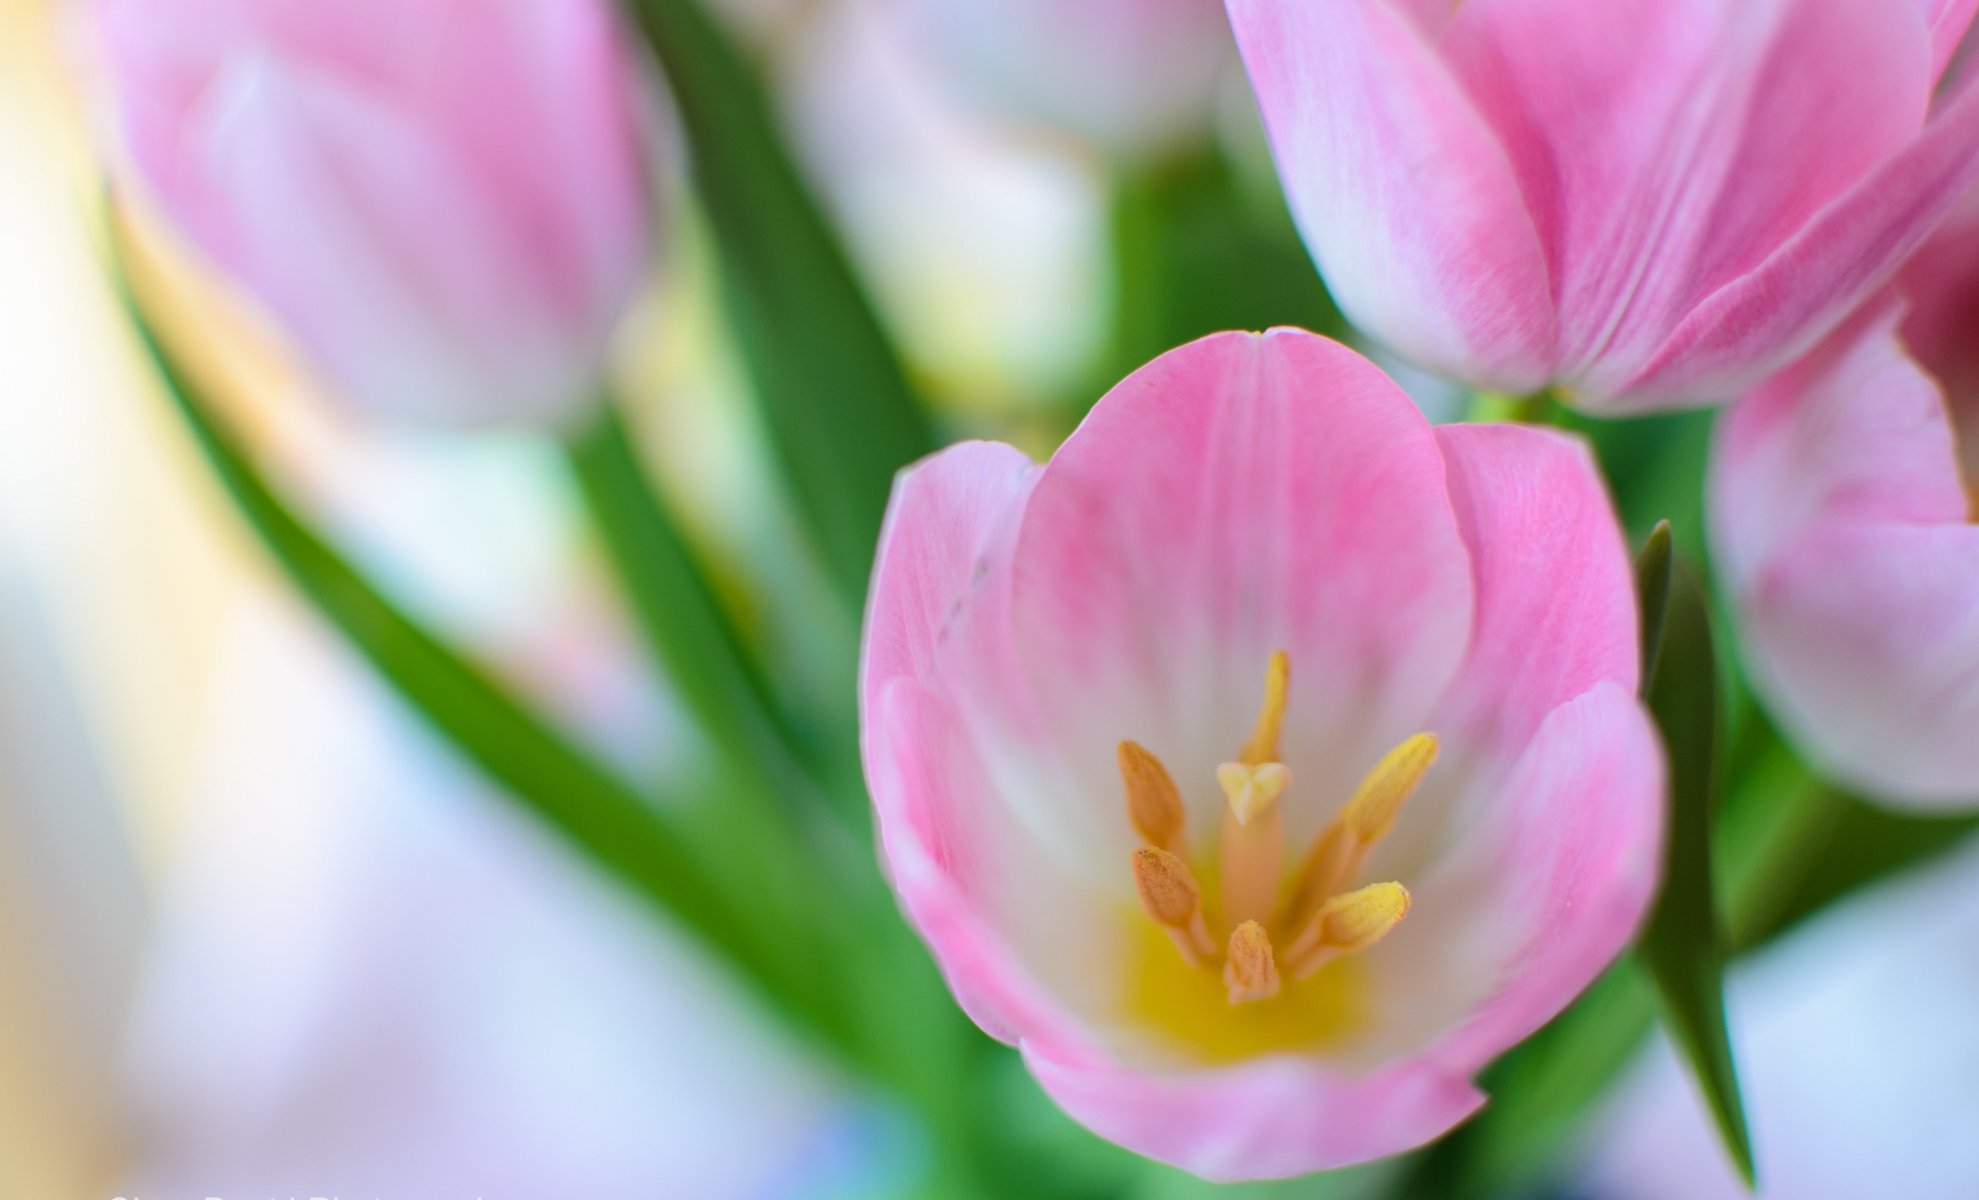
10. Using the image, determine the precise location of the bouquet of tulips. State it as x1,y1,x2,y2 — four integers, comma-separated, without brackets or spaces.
79,0,1979,1194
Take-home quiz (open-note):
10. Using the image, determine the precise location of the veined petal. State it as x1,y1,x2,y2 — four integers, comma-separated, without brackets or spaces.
1438,0,1929,403
1006,329,1476,850
1621,64,1979,406
1226,0,1555,391
1431,424,1640,762
1425,683,1664,1070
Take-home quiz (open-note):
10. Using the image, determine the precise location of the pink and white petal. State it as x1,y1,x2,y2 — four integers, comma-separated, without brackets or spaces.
1430,424,1640,764
862,444,1126,1040
1710,311,1966,597
1618,69,1979,407
1442,0,1928,402
866,678,1114,1054
1425,682,1664,1071
1023,1046,1484,1182
1714,316,1979,805
1735,523,1979,805
1007,329,1476,850
861,439,1039,702
1226,1,1555,391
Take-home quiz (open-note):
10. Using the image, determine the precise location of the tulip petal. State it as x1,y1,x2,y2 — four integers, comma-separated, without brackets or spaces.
1915,0,1979,81
1437,0,1931,403
1431,424,1641,761
863,442,1120,1043
1425,682,1665,1070
1623,67,1979,405
1023,1044,1485,1182
1006,329,1477,850
1226,1,1555,391
1713,321,1979,805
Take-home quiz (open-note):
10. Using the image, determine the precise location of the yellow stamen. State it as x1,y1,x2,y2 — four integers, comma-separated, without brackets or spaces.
1216,761,1291,826
1119,740,1187,854
1341,733,1438,842
1239,650,1290,766
1282,733,1437,929
1286,882,1411,979
1132,847,1217,965
1224,920,1281,1005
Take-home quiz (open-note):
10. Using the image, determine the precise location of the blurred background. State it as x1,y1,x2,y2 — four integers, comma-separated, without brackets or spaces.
5,0,1979,1196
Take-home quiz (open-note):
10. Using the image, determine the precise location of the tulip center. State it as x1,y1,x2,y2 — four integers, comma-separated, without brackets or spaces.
1117,651,1434,1058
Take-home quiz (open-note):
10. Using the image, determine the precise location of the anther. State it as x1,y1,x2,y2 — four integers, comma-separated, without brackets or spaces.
1224,920,1282,1005
1132,846,1217,965
1239,650,1291,766
1341,733,1438,842
1286,882,1411,979
1119,740,1187,854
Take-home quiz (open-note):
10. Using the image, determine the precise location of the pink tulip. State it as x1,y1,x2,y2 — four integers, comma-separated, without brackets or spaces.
94,0,656,427
897,0,1232,158
1226,0,1979,412
860,328,1663,1178
1711,191,1979,806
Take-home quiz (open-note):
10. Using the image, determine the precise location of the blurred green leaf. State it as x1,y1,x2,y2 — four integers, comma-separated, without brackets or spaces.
1637,556,1754,1186
1096,147,1346,415
565,403,862,828
105,209,840,1055
617,0,934,613
1635,520,1673,684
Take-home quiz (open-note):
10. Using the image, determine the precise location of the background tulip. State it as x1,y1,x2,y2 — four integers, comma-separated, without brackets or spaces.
93,0,658,427
861,329,1662,1179
1712,188,1979,807
1227,0,1979,411
895,0,1233,159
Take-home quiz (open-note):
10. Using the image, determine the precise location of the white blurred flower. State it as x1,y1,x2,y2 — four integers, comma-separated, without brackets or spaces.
118,599,905,1199
1577,835,1979,1200
780,0,1107,411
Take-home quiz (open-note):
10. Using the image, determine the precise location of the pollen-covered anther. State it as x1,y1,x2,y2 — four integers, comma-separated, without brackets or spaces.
1119,739,1187,854
1284,732,1437,928
1217,760,1291,826
1285,881,1412,980
1224,920,1281,1005
1132,846,1217,965
1341,733,1438,842
1239,650,1291,766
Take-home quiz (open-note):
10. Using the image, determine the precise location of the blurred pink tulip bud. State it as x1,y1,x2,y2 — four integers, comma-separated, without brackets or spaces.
1228,0,1979,412
95,0,658,428
897,0,1233,158
860,328,1663,1179
1711,189,1979,807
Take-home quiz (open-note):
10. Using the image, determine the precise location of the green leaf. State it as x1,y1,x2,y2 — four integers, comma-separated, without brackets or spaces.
616,0,935,612
1638,556,1756,1186
564,403,861,828
1100,147,1347,406
104,210,835,1050
1635,520,1673,685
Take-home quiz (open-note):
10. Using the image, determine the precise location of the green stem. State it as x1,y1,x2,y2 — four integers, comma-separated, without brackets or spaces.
564,403,850,820
616,0,935,613
107,218,840,1057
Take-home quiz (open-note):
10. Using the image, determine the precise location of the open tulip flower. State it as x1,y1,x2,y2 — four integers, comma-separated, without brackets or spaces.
1712,189,1979,807
1226,0,1979,412
861,329,1664,1178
